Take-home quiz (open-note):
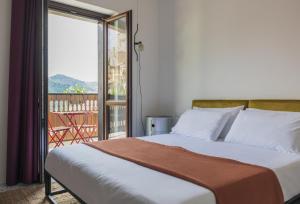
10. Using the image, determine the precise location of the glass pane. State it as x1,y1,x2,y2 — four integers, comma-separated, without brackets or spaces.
107,17,127,101
108,105,126,139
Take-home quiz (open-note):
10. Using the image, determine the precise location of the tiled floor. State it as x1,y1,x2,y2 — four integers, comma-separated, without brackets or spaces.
48,137,98,150
48,134,126,150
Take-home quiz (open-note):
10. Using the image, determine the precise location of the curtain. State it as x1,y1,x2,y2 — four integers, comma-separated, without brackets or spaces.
6,0,41,185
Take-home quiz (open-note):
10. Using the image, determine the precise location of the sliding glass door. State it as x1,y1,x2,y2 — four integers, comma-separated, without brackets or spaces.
45,1,132,153
46,2,109,150
104,11,132,139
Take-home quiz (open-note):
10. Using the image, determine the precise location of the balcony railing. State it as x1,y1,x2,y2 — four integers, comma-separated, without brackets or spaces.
48,94,126,148
48,94,98,148
48,93,98,113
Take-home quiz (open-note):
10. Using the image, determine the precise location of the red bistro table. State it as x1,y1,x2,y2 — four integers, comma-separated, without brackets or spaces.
52,111,96,144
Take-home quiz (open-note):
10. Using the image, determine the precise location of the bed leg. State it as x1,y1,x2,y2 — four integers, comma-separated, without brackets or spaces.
45,171,59,204
44,171,85,204
45,171,51,196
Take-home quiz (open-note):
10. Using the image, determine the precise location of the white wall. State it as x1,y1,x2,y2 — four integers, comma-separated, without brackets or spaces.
0,0,11,184
158,0,300,116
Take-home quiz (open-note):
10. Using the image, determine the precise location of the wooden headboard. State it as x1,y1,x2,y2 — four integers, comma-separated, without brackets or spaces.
192,100,249,109
192,100,300,112
248,100,300,112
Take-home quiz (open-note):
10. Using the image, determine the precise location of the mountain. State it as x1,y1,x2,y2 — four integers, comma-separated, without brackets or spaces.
48,74,97,93
86,81,98,91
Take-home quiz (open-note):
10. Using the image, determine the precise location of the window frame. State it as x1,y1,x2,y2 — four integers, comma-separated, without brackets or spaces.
48,1,110,21
44,2,133,148
103,11,133,139
46,1,107,144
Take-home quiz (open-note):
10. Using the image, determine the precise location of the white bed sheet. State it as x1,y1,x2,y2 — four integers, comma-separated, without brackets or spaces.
45,134,300,204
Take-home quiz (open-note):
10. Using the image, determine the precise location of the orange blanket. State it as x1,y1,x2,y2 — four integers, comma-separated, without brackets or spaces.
85,138,284,204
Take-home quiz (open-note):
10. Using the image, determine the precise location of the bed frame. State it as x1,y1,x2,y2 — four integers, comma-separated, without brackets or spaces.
44,166,300,204
45,99,300,204
45,170,86,204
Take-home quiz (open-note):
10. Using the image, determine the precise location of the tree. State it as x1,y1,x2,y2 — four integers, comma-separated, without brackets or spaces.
63,84,87,94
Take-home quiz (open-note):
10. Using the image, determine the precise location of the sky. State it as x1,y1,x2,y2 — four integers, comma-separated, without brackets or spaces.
48,12,100,82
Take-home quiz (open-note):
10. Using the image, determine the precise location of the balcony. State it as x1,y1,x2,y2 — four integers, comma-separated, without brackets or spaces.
48,94,126,149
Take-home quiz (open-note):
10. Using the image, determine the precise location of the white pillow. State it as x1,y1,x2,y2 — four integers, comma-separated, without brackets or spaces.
193,106,244,139
225,109,300,153
171,109,231,141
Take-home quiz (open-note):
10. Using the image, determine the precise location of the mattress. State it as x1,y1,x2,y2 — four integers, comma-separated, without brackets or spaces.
45,134,300,204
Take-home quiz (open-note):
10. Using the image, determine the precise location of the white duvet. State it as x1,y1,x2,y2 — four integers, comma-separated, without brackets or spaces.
45,134,300,204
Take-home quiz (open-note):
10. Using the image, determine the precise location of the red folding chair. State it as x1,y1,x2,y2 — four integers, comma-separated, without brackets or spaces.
81,124,97,142
48,121,70,148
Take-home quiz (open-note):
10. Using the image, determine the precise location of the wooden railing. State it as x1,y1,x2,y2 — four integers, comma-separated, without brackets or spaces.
48,94,127,145
108,105,126,137
48,94,98,113
48,94,99,144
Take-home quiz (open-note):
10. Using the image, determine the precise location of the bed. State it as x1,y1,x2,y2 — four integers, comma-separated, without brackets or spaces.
45,100,300,204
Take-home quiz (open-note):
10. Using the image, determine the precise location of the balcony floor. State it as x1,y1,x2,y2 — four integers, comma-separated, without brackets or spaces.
48,132,126,151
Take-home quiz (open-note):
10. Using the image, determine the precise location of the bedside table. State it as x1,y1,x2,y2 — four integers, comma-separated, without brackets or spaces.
146,116,172,136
